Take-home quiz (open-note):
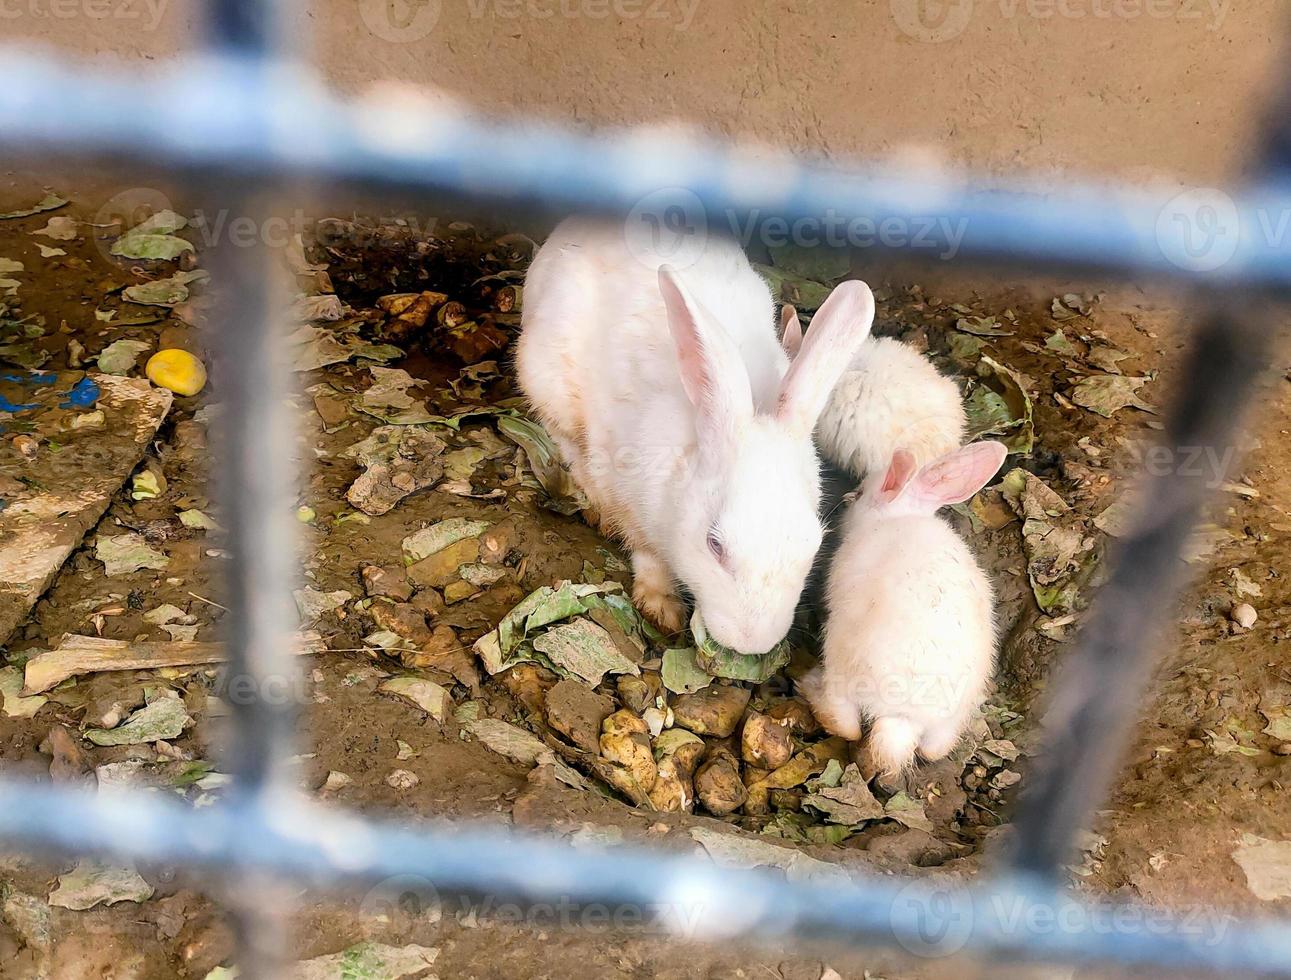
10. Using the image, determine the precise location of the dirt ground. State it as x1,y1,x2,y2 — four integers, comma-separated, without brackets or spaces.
0,171,1288,980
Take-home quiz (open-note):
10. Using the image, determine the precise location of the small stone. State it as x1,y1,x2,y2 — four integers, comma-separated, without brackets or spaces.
694,748,747,816
603,708,649,737
386,769,419,791
402,624,479,692
545,679,613,753
443,580,480,604
407,537,481,589
1275,743,1291,756
479,524,516,565
13,435,38,459
411,588,446,619
599,715,656,796
766,697,820,735
1232,603,1258,630
321,771,351,793
361,565,413,602
371,603,432,644
741,710,793,769
379,676,453,721
672,684,751,738
991,769,1022,790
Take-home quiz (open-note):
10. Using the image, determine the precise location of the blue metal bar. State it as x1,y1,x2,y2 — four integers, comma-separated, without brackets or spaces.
0,779,1273,976
206,0,286,58
204,197,301,978
0,49,1289,292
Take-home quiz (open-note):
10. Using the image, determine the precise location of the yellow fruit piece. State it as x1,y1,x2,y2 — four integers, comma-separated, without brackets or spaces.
145,349,207,397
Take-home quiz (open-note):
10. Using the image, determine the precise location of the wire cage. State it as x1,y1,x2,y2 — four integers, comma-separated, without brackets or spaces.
1,1,1290,976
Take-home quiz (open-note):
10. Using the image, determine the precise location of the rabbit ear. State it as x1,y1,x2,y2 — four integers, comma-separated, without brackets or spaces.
909,441,1007,510
659,266,754,439
775,280,874,437
875,449,919,506
779,304,803,358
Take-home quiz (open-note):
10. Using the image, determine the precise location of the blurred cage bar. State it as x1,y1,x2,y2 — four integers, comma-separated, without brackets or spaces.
0,0,1289,976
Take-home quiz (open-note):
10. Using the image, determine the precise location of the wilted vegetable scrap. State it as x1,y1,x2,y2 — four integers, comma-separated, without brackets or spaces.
1069,375,1155,418
95,533,169,575
497,414,588,515
1001,468,1095,612
344,425,447,516
690,611,789,682
964,355,1034,455
83,694,192,746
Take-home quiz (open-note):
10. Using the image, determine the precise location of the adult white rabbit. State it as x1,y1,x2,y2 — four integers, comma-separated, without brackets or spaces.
516,218,874,653
799,441,1005,777
781,305,966,478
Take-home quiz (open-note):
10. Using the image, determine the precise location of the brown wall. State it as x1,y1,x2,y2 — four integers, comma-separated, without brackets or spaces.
9,0,1285,184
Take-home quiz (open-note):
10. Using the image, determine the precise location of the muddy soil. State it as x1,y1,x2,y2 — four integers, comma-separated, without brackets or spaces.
0,171,1288,980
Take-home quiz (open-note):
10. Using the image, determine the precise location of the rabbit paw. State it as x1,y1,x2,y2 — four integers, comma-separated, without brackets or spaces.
631,550,686,637
634,586,687,636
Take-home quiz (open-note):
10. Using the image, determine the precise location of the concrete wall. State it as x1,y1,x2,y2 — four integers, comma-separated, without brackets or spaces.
8,0,1285,184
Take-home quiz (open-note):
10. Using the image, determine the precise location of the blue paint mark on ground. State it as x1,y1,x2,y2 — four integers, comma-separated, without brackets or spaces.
0,394,38,412
0,371,56,386
59,377,100,410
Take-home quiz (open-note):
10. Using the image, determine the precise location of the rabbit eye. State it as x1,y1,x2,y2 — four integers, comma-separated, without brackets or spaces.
706,530,725,561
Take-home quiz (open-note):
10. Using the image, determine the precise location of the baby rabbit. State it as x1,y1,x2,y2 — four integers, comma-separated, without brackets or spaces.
516,218,874,654
798,440,1006,778
781,305,966,477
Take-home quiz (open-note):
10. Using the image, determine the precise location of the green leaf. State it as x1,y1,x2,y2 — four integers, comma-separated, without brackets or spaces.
84,696,191,746
0,666,47,718
131,210,188,235
1045,329,1078,356
49,861,153,909
661,647,713,694
956,315,1013,337
401,518,490,564
97,339,151,375
122,270,207,307
95,532,169,575
110,233,194,261
690,611,790,682
531,617,639,685
497,414,587,515
965,355,1034,455
1069,375,1155,418
0,193,67,220
472,581,626,675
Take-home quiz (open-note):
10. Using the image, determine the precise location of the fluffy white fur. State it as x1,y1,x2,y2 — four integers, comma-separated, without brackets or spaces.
782,307,966,478
516,218,875,653
799,441,1005,776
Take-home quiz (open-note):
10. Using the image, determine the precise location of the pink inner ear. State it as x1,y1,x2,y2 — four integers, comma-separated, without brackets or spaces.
914,441,1008,507
779,305,803,358
879,449,918,502
658,266,711,410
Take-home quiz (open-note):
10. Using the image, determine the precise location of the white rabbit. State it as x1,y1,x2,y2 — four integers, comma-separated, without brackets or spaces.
798,440,1006,777
516,218,875,654
781,305,966,478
